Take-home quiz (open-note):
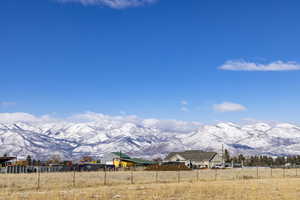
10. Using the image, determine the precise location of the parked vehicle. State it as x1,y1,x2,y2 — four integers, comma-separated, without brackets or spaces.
212,164,225,169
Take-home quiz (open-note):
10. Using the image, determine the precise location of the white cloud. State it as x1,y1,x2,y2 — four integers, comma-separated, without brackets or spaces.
180,107,189,112
219,60,300,71
213,102,247,112
0,102,16,108
70,112,140,123
57,0,158,9
142,118,201,133
0,113,56,123
180,100,188,105
0,112,201,134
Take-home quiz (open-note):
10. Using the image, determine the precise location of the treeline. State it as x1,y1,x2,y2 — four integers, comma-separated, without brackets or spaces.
23,155,101,166
224,149,300,166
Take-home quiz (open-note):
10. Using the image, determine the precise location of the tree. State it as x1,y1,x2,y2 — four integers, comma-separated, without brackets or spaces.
224,149,231,162
26,155,32,166
32,159,37,166
275,156,285,166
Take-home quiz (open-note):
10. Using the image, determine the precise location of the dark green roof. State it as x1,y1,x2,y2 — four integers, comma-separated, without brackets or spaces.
112,152,130,159
111,152,157,165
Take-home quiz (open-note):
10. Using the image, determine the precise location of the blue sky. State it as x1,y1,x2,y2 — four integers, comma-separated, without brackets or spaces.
1,0,300,123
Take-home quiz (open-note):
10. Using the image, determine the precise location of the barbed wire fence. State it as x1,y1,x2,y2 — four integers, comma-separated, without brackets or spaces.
1,166,300,192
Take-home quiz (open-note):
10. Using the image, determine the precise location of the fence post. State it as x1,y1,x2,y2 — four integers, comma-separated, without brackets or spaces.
37,167,40,191
283,167,285,178
296,167,298,177
73,166,76,187
214,169,217,181
241,164,243,179
155,171,158,183
270,167,273,178
197,170,199,182
177,171,180,183
256,166,259,179
131,168,134,184
104,167,107,185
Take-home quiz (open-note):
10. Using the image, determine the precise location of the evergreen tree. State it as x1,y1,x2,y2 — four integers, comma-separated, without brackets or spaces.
238,154,245,163
26,155,32,166
32,159,37,166
224,149,231,162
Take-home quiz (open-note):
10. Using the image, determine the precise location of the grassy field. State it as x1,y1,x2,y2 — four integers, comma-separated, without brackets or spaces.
0,168,299,199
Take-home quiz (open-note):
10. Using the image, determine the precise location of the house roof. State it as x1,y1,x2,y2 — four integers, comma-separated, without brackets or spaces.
110,152,156,165
165,150,217,162
112,152,130,159
122,158,157,165
0,157,16,163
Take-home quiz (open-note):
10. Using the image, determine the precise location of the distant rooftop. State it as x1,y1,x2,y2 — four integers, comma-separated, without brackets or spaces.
165,150,217,162
0,157,17,163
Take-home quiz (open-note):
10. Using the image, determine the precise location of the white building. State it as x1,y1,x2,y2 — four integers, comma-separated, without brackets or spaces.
164,150,222,168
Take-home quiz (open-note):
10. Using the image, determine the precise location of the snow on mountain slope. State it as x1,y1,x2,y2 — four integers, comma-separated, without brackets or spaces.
0,113,300,160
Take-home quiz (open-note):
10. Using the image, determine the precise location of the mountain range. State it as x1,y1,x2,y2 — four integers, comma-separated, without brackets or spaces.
1,113,300,160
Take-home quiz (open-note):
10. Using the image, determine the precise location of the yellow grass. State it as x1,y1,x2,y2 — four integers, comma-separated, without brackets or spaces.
0,168,299,200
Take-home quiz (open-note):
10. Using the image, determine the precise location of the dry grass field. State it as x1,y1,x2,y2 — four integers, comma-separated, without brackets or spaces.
0,168,300,200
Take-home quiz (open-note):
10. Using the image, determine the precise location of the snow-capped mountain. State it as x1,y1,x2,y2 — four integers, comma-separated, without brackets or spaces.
1,113,300,160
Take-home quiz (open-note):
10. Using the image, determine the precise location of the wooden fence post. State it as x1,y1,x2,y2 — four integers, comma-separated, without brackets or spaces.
296,167,298,177
155,171,158,183
177,171,180,183
37,167,40,192
270,167,273,178
283,167,285,178
197,170,199,182
241,164,243,179
214,169,217,181
131,169,134,184
104,167,107,185
256,166,259,179
73,166,76,187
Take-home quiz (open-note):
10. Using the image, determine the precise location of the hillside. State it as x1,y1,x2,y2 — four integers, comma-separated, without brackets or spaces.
1,115,300,160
